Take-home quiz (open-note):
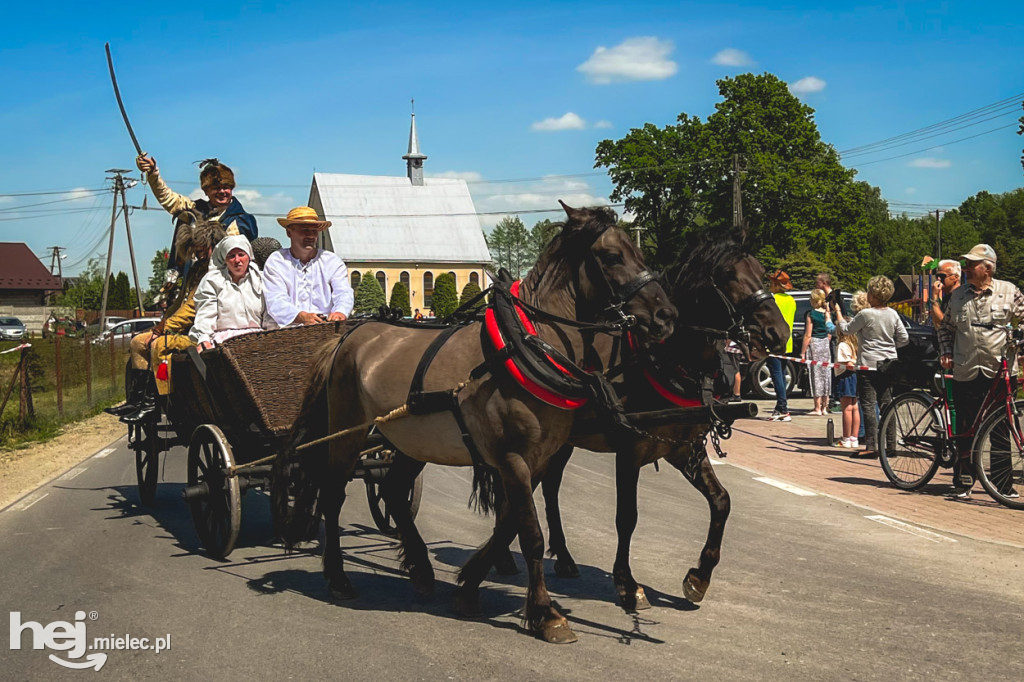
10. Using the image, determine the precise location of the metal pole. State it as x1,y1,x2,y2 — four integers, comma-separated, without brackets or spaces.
84,334,93,405
20,348,30,422
98,181,119,330
55,333,64,417
118,178,146,314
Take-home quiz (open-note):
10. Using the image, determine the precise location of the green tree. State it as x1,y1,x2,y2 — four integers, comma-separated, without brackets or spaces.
146,249,169,305
114,272,131,309
459,281,484,309
529,219,562,262
57,258,104,310
431,272,459,319
486,216,532,278
352,270,386,314
389,281,412,317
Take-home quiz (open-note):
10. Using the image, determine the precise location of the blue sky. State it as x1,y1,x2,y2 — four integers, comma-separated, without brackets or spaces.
1,1,1021,281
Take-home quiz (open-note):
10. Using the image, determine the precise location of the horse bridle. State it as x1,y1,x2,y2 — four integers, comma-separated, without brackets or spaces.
578,229,662,329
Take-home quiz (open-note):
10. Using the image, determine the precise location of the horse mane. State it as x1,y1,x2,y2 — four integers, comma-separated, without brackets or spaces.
520,205,618,299
667,229,748,298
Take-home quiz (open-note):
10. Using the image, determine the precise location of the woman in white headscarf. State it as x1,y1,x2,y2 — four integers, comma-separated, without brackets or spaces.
190,235,275,350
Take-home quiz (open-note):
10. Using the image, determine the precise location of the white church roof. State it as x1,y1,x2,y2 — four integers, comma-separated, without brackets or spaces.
311,172,492,263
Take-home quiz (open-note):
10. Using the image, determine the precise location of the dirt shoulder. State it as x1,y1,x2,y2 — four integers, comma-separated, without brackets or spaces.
0,412,126,510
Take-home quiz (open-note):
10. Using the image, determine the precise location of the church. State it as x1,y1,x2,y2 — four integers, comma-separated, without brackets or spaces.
308,114,492,313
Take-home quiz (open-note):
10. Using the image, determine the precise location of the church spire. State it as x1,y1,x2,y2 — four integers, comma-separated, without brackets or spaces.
402,100,427,186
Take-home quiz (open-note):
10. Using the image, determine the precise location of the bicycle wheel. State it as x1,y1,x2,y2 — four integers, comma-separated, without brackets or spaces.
879,392,943,490
972,400,1024,510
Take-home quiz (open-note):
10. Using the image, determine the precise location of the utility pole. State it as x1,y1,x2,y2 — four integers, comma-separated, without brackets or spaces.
47,246,65,279
933,209,948,260
732,153,745,231
630,225,646,248
114,172,145,314
98,173,121,331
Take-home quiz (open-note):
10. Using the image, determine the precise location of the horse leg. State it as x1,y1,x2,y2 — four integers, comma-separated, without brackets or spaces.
667,450,730,604
381,453,434,597
611,450,649,611
542,444,580,578
322,434,364,601
489,483,520,576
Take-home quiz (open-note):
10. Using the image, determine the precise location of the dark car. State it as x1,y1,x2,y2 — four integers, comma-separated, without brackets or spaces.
744,291,938,398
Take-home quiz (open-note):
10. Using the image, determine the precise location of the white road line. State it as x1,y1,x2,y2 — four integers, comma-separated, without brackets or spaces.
56,467,88,482
9,492,48,511
93,447,116,459
752,477,817,496
709,458,723,466
865,515,957,543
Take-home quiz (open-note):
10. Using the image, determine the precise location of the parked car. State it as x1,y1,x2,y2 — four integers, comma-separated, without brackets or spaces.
104,316,128,330
0,317,27,341
744,290,938,398
91,318,160,345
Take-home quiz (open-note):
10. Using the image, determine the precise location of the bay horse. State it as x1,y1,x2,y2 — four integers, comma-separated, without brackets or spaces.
384,227,788,612
273,204,677,643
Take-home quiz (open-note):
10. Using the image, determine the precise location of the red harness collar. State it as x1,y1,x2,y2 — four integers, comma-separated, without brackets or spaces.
626,332,701,407
484,281,588,410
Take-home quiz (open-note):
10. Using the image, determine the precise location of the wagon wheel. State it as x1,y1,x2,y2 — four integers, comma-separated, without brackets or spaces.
135,421,160,506
364,450,423,537
187,424,241,559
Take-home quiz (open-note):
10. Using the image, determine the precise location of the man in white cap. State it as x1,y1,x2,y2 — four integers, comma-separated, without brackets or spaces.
262,206,354,326
937,244,1024,499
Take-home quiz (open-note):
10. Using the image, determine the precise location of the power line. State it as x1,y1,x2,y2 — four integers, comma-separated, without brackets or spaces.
849,123,1018,167
0,192,109,213
0,186,107,198
839,107,1021,159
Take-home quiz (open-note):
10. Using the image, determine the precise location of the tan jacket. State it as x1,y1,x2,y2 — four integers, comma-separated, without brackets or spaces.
146,170,241,236
939,278,1024,381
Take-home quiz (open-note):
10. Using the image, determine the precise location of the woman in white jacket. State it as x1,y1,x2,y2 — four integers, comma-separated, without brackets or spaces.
190,235,274,350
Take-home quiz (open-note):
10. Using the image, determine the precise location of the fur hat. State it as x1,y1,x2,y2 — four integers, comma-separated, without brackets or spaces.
198,158,235,190
251,237,282,269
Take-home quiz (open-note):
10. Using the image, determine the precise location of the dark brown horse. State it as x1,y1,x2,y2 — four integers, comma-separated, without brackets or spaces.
273,204,676,643
385,228,788,612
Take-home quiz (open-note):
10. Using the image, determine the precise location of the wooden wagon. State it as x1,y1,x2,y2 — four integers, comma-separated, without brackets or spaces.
127,321,421,558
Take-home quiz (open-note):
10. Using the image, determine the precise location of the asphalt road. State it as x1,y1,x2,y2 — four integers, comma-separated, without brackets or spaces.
2,434,1022,681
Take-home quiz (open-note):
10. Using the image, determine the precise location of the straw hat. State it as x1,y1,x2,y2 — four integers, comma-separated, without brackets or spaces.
277,206,332,231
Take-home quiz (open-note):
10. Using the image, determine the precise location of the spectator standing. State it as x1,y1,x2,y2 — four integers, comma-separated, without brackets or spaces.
767,271,796,422
929,259,961,328
835,276,908,457
800,289,833,415
833,328,860,448
937,244,1023,499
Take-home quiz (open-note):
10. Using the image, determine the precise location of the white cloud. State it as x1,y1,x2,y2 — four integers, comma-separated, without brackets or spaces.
905,187,917,194
908,157,952,169
428,170,484,182
66,187,95,202
789,76,827,94
593,120,613,129
531,112,586,132
468,174,612,229
577,37,677,84
711,48,754,67
231,188,296,215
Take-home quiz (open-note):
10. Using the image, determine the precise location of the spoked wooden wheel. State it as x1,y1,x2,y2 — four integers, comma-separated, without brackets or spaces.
135,421,160,506
364,449,422,537
187,424,241,558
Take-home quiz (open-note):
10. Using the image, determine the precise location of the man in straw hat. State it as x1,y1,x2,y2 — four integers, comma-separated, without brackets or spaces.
263,206,354,326
938,244,1024,500
766,270,797,422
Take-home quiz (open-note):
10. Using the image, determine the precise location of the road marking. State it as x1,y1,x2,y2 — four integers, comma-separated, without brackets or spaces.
56,467,88,481
865,515,957,543
93,447,116,459
752,477,817,496
9,492,48,511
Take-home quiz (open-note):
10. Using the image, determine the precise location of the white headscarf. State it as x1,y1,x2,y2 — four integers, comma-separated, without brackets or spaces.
211,235,263,295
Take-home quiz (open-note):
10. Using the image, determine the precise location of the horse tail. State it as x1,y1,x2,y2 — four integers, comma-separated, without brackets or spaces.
271,337,343,549
468,465,500,516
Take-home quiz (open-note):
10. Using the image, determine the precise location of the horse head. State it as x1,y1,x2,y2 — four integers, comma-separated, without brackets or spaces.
670,228,788,359
521,202,676,343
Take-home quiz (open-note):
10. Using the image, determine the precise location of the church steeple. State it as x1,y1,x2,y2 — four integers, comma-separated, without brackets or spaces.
402,102,427,186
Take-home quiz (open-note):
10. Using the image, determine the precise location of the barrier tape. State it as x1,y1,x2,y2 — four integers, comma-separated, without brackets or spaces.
767,353,874,371
0,343,31,354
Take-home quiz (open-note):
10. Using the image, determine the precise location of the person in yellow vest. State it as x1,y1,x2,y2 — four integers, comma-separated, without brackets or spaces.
767,270,797,422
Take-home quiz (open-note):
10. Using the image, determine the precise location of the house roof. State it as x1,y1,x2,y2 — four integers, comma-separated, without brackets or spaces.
310,173,492,264
0,243,62,290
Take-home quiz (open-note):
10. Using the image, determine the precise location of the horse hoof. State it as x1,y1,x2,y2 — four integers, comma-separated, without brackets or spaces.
539,617,578,644
618,586,651,611
683,570,708,603
554,559,580,579
633,587,651,610
493,554,519,576
453,590,482,618
410,570,435,598
329,577,358,601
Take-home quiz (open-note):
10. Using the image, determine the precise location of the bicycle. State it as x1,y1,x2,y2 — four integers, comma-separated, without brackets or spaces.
878,323,1024,510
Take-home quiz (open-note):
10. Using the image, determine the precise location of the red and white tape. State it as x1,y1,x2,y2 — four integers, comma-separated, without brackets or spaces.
767,353,873,371
0,343,31,355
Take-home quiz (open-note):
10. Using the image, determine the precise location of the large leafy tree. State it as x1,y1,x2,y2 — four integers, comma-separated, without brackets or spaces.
486,216,532,278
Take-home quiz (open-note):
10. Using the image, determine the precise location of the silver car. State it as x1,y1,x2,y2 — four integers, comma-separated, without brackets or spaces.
0,317,27,341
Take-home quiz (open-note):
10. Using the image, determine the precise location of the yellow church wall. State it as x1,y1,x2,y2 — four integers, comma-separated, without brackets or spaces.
346,262,491,314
